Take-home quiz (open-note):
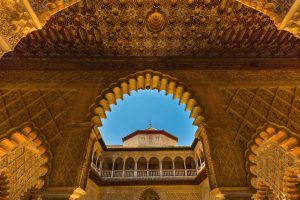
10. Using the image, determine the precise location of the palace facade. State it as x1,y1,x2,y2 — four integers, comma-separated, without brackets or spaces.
85,126,207,199
0,0,300,199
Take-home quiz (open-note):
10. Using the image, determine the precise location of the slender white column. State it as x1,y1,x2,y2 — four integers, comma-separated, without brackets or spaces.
99,161,102,172
134,161,137,177
96,157,100,170
159,160,162,176
184,160,187,176
91,152,95,163
147,160,149,176
172,160,175,176
194,159,198,171
111,160,115,177
122,160,125,177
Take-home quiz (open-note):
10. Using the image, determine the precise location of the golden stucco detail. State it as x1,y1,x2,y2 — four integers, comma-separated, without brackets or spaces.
0,0,79,58
245,123,300,199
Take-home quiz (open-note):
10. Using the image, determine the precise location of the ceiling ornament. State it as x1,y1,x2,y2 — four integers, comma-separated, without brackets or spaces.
6,0,300,57
145,7,167,34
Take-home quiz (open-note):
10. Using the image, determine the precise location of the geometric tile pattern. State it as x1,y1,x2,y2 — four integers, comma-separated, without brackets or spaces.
0,89,78,143
220,86,300,151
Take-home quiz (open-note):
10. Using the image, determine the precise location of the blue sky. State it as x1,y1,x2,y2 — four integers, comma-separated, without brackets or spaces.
99,90,198,146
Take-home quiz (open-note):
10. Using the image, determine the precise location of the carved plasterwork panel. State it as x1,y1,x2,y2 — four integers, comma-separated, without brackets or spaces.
0,123,53,188
0,123,53,200
0,0,79,58
203,127,247,187
220,86,300,151
245,124,300,200
49,129,91,187
1,144,46,200
6,0,300,57
256,141,295,199
237,0,300,39
0,89,78,143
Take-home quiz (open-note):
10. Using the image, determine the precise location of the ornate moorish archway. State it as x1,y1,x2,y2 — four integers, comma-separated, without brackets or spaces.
87,69,253,198
87,69,205,131
87,69,216,190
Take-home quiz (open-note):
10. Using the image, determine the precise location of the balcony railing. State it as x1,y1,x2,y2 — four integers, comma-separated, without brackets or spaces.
137,170,147,177
92,162,205,180
162,170,173,176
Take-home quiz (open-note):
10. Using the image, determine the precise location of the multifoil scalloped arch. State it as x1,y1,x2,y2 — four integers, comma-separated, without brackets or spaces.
87,70,205,133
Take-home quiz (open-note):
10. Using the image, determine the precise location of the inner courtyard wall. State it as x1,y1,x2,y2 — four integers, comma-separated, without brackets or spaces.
80,178,214,200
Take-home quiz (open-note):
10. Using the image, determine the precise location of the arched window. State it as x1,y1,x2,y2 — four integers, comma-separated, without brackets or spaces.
174,157,184,169
148,157,159,170
125,157,135,170
137,157,147,170
185,156,196,169
102,157,113,170
101,157,113,177
137,157,147,177
124,157,135,177
148,157,159,176
174,157,184,176
113,157,124,177
162,157,173,170
113,157,124,170
185,156,196,176
162,157,173,176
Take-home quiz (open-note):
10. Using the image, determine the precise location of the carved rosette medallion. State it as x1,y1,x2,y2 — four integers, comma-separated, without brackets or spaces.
145,9,167,33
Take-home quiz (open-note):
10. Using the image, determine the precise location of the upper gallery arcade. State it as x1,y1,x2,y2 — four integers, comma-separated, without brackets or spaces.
0,0,300,200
